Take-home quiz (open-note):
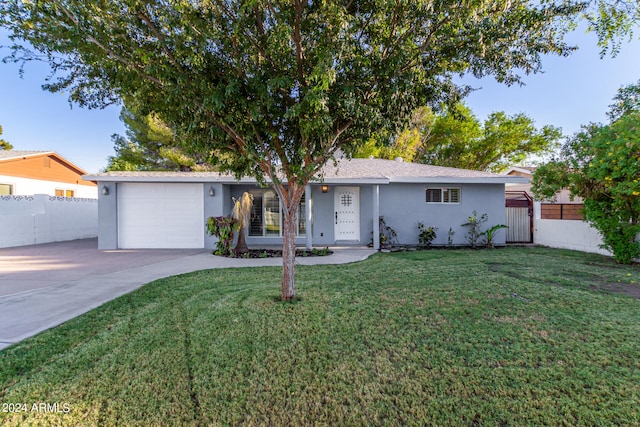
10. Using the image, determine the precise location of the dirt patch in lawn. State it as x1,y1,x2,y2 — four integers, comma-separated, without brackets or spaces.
592,282,640,299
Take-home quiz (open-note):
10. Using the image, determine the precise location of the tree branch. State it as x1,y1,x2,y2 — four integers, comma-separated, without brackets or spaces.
52,0,164,86
136,9,179,67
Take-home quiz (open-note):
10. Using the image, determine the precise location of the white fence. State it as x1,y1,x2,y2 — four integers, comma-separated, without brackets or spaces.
0,194,97,248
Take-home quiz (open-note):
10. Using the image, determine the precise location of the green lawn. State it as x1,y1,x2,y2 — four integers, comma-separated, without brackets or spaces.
1,247,639,426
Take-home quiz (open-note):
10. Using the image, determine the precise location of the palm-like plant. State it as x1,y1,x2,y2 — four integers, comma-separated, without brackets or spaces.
232,192,254,254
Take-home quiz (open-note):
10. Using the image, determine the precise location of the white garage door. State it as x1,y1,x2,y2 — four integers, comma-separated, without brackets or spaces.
118,183,204,249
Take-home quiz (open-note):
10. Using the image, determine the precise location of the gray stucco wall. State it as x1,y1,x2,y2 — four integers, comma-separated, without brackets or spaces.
204,183,227,250
379,183,507,246
97,181,118,250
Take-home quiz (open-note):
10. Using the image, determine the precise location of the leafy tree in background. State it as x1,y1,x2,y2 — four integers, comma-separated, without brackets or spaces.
586,0,640,56
105,106,211,172
354,107,435,163
0,125,13,150
355,104,562,172
0,0,586,300
532,81,640,263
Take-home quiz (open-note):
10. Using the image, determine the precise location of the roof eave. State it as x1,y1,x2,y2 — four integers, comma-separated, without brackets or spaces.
82,174,247,183
389,176,530,184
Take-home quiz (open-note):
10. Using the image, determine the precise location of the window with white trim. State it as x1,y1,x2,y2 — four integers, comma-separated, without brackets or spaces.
55,189,75,197
0,183,13,195
426,187,460,204
249,190,306,237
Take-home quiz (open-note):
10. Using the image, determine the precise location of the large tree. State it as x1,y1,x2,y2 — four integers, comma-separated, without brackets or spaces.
106,106,212,171
0,125,13,150
532,81,640,264
355,104,562,172
1,0,585,300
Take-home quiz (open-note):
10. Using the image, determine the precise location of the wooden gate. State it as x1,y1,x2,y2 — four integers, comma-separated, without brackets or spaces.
505,191,533,243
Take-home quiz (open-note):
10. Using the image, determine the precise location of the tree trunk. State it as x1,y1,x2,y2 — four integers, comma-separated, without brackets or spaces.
234,226,249,254
281,204,298,300
278,182,306,301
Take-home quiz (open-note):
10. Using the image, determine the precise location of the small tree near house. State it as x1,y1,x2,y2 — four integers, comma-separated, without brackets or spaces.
232,192,254,255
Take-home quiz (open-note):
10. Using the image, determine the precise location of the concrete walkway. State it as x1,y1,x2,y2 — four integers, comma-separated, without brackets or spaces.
0,239,375,351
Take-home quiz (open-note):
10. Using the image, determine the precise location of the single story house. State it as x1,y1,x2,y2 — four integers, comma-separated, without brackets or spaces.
83,158,527,250
0,150,97,198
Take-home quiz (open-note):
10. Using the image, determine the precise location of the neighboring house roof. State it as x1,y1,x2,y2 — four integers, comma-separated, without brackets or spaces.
84,158,528,185
0,150,95,187
0,150,53,161
504,166,537,177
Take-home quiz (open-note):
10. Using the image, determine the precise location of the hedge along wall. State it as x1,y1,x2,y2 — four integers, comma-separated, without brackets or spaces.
0,194,97,248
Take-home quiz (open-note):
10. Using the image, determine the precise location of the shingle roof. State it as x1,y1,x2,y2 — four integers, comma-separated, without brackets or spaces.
321,158,499,179
84,158,528,184
0,150,53,161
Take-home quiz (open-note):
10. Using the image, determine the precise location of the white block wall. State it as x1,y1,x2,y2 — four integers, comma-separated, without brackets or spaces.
533,202,611,256
0,194,98,248
0,175,98,198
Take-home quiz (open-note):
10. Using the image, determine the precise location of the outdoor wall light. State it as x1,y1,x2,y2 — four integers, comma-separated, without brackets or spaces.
102,185,109,196
321,185,329,193
209,186,215,197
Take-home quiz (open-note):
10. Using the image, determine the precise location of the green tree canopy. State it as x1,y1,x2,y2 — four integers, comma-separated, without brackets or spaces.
105,106,212,172
355,104,562,172
532,82,640,263
1,0,586,299
585,0,640,56
0,125,13,150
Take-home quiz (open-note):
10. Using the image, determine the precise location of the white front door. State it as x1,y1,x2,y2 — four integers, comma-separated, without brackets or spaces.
334,187,360,241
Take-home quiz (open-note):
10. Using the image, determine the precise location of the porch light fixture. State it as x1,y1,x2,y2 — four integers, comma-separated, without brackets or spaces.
102,185,109,196
321,185,329,193
209,186,215,197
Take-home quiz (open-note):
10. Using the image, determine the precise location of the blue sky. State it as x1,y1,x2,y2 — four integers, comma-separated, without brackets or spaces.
1,28,639,173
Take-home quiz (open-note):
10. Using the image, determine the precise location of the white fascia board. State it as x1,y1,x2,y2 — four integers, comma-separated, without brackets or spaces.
388,176,530,184
82,174,250,184
310,178,390,185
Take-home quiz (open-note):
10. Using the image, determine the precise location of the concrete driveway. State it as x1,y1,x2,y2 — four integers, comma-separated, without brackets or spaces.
0,239,375,351
0,238,206,297
0,238,208,350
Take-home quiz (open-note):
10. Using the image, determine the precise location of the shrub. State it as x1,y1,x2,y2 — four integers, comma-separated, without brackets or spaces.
206,216,240,256
378,217,398,248
462,211,488,248
417,222,438,247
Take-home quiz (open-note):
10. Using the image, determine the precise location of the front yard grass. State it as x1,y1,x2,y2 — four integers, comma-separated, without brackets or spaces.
1,247,639,425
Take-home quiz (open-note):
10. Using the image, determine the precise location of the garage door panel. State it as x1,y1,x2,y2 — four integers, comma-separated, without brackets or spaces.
118,183,204,249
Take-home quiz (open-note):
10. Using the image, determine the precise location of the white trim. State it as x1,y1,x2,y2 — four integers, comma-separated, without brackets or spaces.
248,189,307,238
315,178,390,185
305,184,313,250
373,185,380,250
85,174,526,185
426,187,461,204
0,182,15,195
389,176,528,184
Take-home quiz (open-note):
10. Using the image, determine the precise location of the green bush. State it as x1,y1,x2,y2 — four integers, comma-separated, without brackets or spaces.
206,216,240,256
417,222,438,247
